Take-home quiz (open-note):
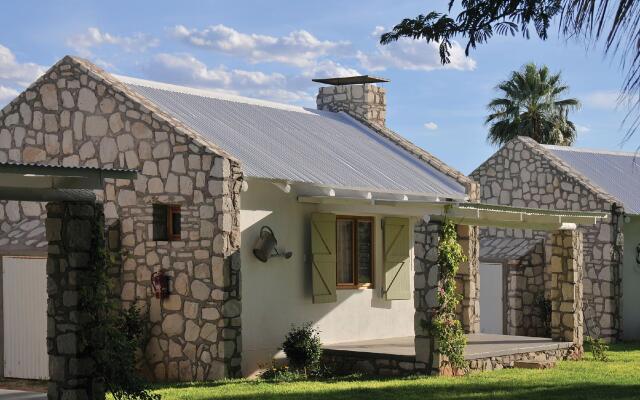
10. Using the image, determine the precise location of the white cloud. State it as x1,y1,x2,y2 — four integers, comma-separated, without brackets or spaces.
171,24,350,68
149,53,285,88
371,26,386,37
145,53,313,105
584,91,620,109
357,28,476,72
0,44,46,87
301,60,359,78
424,122,438,130
66,27,159,57
0,85,20,107
0,44,46,107
576,124,591,133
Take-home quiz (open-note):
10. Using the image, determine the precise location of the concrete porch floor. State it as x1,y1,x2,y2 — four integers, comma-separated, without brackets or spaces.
322,333,574,361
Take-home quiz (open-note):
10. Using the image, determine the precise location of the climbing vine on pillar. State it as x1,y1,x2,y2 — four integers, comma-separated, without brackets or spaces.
433,219,467,370
79,209,158,400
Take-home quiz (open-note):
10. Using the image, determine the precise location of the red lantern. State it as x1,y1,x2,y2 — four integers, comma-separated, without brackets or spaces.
151,271,170,299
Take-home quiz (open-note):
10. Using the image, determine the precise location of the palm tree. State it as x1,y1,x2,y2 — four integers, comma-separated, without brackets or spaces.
485,63,580,146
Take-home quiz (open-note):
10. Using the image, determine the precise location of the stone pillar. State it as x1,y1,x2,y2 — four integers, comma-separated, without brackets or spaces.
46,201,105,400
414,221,442,374
457,225,480,333
550,230,584,345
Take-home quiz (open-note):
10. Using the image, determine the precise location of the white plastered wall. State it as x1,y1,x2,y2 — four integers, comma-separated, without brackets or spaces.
240,178,415,376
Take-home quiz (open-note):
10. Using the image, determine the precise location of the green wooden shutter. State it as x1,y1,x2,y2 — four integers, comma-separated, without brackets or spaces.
311,213,337,303
383,217,411,300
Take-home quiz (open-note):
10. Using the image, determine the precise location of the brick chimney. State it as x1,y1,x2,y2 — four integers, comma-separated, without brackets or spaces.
314,75,388,126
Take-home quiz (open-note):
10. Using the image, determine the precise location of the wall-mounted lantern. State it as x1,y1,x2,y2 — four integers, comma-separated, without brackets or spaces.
253,226,293,263
151,271,171,299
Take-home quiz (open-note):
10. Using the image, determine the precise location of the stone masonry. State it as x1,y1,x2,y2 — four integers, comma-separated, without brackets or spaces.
481,237,548,336
550,230,584,345
316,84,386,126
46,201,104,400
413,220,480,375
0,56,244,381
471,136,623,341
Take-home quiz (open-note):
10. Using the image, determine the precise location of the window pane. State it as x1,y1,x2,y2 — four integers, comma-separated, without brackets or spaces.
152,204,168,241
357,220,373,284
336,219,354,284
171,206,181,239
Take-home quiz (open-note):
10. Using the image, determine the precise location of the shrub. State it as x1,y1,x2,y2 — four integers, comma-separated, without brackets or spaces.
260,363,306,382
585,336,609,362
282,323,322,373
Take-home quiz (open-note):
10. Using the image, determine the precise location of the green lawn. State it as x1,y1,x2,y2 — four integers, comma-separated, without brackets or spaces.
152,343,640,400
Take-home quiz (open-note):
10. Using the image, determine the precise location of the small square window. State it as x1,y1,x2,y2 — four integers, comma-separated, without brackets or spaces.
153,204,181,241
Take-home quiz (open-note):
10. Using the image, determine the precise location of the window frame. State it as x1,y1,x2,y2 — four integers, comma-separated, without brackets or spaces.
168,205,181,241
335,215,375,290
152,204,182,241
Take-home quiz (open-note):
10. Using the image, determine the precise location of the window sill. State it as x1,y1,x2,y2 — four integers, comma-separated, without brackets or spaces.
337,284,374,290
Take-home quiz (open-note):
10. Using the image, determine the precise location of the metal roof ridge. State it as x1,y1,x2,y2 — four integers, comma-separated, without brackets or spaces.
543,144,639,157
116,74,316,115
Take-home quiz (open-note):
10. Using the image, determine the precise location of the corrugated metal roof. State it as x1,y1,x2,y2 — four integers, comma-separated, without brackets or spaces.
120,77,466,199
0,162,137,177
480,237,542,261
544,145,640,213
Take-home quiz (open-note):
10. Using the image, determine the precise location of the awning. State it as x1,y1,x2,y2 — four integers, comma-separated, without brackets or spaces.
0,162,138,201
297,195,608,231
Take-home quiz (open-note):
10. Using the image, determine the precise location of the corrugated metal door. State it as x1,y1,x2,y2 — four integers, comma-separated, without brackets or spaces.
2,256,49,379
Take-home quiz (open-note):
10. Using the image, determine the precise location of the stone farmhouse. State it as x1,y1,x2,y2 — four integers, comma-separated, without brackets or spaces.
0,57,602,389
471,136,640,342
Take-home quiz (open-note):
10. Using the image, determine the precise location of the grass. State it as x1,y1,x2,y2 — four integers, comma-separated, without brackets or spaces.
151,343,640,400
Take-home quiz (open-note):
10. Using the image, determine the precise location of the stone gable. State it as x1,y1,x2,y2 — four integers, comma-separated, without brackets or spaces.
471,137,623,340
0,56,243,380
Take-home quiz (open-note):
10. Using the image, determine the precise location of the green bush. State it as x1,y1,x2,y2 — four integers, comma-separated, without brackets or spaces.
260,363,306,382
586,336,609,362
282,323,323,373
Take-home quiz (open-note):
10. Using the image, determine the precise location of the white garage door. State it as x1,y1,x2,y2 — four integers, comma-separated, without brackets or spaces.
480,263,504,334
2,256,48,379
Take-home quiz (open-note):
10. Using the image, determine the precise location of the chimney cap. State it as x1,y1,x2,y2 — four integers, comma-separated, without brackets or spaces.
312,75,389,86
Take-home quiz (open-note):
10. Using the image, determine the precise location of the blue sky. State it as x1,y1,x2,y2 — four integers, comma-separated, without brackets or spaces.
0,0,632,173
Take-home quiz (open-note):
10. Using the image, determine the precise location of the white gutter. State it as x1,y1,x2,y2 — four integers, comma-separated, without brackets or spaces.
297,196,607,231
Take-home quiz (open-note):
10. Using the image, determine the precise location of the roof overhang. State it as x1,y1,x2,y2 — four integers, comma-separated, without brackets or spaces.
0,163,138,202
248,177,468,203
297,196,608,231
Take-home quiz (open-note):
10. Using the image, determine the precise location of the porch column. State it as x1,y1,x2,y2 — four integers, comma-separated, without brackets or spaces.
550,229,584,346
414,220,442,374
46,201,105,400
457,225,480,333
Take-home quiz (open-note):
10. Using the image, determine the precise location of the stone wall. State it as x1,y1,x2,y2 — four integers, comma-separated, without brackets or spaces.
413,220,480,375
550,230,584,344
414,220,442,374
322,351,427,377
46,201,104,400
466,345,582,372
504,241,548,337
471,137,623,341
0,56,243,381
323,344,581,376
457,224,480,334
316,84,386,126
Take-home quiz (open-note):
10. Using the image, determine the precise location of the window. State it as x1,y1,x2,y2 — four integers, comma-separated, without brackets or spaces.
336,216,374,288
153,204,181,241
